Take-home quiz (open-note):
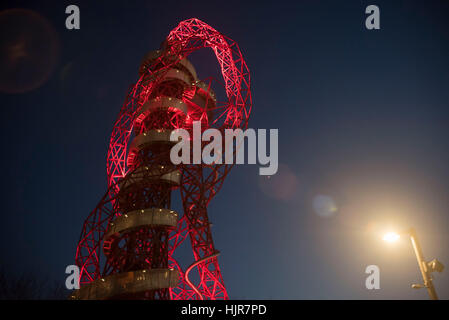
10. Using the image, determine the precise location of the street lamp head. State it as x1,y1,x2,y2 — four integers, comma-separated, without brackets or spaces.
427,259,445,273
383,231,400,243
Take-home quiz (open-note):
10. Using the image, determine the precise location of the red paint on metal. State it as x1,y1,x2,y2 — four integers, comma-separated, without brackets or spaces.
75,18,251,300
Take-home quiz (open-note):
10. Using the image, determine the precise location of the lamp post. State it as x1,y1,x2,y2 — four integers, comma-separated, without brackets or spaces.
383,228,444,300
408,228,439,300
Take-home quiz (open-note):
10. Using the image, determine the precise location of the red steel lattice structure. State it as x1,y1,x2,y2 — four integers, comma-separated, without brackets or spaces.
73,18,251,300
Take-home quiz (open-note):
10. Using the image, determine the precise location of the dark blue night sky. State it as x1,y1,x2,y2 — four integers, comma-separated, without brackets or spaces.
1,0,449,299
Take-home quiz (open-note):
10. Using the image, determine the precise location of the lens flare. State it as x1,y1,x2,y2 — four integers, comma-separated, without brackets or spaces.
312,194,338,218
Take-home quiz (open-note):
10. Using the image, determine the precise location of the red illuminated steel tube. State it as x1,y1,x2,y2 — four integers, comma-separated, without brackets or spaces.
74,18,252,300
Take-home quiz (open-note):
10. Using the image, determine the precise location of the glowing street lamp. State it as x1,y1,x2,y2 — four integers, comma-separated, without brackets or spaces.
383,232,400,243
383,228,444,300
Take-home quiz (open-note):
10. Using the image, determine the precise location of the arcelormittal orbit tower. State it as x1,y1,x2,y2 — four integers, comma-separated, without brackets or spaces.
72,18,251,300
